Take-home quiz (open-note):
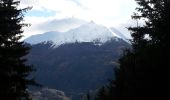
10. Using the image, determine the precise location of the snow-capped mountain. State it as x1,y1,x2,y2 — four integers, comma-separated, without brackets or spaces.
25,20,127,47
61,21,116,43
25,18,131,100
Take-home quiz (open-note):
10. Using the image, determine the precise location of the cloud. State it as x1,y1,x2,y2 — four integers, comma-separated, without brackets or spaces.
67,0,85,7
21,0,137,22
20,0,137,38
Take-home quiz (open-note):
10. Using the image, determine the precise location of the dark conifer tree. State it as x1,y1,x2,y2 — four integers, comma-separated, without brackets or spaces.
0,0,34,99
95,0,170,100
95,86,108,100
114,0,170,100
95,79,118,100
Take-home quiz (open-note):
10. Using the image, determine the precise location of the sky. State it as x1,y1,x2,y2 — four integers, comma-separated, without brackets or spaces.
19,0,138,39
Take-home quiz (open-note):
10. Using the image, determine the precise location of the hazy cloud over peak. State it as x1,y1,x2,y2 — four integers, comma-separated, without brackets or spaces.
20,0,137,38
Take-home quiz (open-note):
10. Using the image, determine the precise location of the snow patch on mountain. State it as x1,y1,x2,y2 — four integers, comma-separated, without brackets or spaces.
26,23,111,45
62,21,115,43
25,20,127,47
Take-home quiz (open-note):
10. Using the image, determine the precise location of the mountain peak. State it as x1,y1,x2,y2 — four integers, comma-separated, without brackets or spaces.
25,18,127,47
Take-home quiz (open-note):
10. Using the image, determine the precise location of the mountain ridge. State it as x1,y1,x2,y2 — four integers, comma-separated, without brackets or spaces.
25,18,129,47
27,39,130,100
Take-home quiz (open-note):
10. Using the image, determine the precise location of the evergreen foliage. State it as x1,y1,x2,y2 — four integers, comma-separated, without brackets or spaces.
95,0,170,99
0,0,35,99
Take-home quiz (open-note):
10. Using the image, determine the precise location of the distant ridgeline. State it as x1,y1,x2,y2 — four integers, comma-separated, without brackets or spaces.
26,38,130,100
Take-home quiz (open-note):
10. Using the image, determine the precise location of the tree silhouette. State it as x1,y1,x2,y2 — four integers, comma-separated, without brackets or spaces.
115,0,170,99
0,0,35,99
95,80,116,100
95,0,170,100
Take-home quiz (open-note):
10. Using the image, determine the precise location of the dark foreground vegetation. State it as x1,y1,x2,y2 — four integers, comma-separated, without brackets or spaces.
95,0,170,100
